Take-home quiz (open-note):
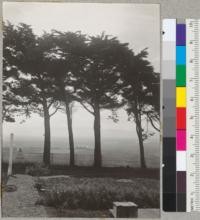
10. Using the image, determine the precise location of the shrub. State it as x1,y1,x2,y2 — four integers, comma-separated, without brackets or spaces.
37,187,114,210
36,177,159,210
25,163,51,176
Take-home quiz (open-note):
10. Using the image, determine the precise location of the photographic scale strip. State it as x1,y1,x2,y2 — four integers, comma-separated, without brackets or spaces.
162,19,200,212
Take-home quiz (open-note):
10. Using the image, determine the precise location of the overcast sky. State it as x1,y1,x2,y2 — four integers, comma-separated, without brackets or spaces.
3,2,160,146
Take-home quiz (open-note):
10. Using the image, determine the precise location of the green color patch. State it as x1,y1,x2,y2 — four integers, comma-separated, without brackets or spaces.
176,65,186,86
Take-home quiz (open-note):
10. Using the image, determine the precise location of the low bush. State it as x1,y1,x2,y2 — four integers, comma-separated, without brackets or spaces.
36,177,159,210
25,163,51,176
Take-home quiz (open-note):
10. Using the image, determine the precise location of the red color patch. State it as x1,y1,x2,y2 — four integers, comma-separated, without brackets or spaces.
176,108,186,129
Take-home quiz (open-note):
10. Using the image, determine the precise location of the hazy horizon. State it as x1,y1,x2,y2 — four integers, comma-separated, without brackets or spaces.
3,103,159,149
2,135,160,168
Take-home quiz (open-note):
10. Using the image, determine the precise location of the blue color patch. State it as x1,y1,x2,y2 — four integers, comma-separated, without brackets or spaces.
176,46,186,65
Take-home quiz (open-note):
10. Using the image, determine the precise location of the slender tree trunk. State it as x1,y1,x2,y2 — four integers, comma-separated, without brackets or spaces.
43,101,51,166
59,80,75,167
65,102,75,166
133,100,147,168
93,102,102,168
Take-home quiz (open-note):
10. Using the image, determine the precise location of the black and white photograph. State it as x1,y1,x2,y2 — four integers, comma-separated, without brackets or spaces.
2,2,160,218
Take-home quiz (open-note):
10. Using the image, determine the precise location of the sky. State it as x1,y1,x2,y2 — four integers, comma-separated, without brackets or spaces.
3,2,160,147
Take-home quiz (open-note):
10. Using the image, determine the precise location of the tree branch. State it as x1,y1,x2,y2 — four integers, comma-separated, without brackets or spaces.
49,106,62,117
147,113,160,132
47,99,55,109
80,102,94,115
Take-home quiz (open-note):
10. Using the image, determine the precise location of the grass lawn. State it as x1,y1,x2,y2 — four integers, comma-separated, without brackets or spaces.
35,175,159,217
44,207,111,218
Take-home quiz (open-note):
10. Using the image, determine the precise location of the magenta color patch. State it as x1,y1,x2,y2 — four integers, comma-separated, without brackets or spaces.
176,130,186,151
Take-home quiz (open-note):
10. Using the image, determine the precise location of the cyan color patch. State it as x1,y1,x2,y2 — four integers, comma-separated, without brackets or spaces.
176,46,186,64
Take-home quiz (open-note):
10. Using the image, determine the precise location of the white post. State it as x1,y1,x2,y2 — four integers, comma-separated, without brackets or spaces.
7,133,14,176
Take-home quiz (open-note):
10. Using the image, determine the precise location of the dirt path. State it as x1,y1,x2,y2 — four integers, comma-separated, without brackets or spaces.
2,174,47,217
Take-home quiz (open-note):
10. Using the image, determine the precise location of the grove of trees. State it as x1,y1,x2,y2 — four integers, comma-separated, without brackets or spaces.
3,22,160,168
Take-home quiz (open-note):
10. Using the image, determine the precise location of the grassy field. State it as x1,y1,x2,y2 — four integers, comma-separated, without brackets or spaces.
44,207,111,218
35,175,159,216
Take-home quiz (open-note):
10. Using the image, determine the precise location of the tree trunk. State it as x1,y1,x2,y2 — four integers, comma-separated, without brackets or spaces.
93,103,102,167
65,102,75,166
133,101,147,168
43,101,51,166
59,80,75,167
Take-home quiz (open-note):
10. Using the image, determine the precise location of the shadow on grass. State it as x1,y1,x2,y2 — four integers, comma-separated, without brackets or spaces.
2,162,159,179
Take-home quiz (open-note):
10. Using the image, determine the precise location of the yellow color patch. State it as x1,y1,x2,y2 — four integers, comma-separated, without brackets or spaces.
176,87,186,107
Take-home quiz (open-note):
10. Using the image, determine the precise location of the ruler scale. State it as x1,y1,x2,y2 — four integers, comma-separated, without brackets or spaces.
186,19,200,212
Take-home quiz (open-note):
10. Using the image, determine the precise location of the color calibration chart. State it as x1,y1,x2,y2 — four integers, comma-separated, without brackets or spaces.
163,19,200,212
